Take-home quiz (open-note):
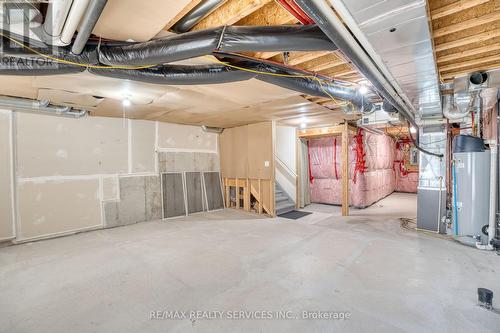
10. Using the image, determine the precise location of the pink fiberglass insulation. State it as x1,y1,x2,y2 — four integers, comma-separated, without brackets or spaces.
308,132,409,208
394,143,418,193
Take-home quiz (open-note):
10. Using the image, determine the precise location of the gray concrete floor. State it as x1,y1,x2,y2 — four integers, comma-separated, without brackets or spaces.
1,193,499,333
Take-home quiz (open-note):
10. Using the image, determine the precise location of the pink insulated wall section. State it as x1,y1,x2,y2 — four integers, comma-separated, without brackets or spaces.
308,131,417,208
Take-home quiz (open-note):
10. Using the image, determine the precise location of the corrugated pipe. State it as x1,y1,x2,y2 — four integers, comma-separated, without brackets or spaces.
172,0,226,33
0,95,87,118
98,25,336,66
71,0,108,55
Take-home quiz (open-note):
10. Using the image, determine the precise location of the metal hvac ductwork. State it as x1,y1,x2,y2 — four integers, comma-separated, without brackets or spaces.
98,25,336,66
90,64,254,85
172,0,226,33
0,95,87,118
71,0,108,54
295,0,443,157
294,0,415,126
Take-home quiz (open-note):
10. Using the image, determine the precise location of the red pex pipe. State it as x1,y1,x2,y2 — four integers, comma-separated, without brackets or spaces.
276,0,314,25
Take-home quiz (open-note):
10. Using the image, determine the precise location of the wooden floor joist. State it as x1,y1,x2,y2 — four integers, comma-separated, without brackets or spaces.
431,0,489,20
433,10,500,38
434,28,500,52
192,0,272,30
437,44,500,63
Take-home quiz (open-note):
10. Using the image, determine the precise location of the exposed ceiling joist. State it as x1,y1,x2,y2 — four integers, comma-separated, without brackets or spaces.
192,0,272,31
439,54,500,72
437,44,500,63
434,28,500,52
441,62,500,80
433,9,500,38
236,0,297,25
431,0,489,20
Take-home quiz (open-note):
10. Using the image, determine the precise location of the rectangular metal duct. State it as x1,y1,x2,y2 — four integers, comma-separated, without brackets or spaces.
338,0,442,118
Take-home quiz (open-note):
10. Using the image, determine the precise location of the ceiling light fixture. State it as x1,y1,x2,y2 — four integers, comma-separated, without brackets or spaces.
122,98,131,107
359,85,369,95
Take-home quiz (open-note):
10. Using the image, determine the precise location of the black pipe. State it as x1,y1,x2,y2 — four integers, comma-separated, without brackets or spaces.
90,64,255,85
407,122,444,158
98,25,336,66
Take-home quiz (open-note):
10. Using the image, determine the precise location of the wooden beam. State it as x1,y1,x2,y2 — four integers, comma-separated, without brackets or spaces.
341,122,349,216
435,28,500,52
287,51,331,66
431,0,489,20
433,10,500,38
437,44,500,63
193,0,272,31
439,54,500,72
441,62,500,80
298,124,356,138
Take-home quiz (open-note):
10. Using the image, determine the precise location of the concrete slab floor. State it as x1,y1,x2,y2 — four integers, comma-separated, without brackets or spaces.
1,193,499,333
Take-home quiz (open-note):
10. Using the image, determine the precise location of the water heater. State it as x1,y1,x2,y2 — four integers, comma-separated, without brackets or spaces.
453,149,491,246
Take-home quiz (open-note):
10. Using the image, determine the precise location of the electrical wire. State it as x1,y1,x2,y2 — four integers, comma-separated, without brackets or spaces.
0,32,156,70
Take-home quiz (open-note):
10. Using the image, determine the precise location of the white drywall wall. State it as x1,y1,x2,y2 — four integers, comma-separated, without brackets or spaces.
0,110,14,240
275,126,297,202
2,112,220,243
16,113,129,177
157,122,218,152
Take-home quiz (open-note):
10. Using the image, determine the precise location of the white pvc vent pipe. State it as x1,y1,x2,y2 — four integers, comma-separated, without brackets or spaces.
43,0,73,37
60,0,91,44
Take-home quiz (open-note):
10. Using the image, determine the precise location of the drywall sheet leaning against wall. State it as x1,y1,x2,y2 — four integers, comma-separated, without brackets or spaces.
104,175,162,227
0,110,14,240
16,113,128,177
130,120,156,173
157,122,218,152
17,179,102,240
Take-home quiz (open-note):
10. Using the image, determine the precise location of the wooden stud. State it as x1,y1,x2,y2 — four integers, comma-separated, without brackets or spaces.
341,122,349,216
431,0,489,20
258,179,263,214
433,10,500,38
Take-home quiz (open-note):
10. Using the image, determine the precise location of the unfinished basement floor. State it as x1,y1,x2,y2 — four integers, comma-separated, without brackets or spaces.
1,193,499,333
